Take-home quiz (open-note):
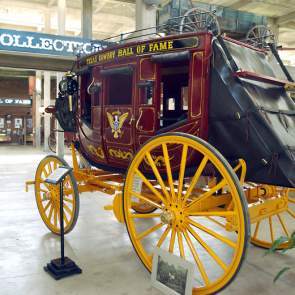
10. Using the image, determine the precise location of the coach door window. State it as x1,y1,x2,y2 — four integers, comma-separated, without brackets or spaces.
103,67,133,105
159,62,189,128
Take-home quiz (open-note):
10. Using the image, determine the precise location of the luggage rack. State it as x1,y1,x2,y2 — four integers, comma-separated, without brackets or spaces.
90,10,220,50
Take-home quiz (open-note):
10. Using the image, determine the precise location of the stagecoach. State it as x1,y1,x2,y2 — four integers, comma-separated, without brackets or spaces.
26,12,295,294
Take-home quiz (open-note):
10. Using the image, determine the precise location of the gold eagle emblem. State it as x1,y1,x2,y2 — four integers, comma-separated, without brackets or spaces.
106,111,129,139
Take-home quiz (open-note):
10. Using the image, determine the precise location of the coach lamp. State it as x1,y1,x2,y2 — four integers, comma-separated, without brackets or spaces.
58,72,78,112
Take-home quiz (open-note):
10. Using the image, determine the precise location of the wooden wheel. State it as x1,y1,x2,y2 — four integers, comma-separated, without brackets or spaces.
123,133,250,294
251,188,295,249
34,155,79,235
179,8,220,36
246,25,276,49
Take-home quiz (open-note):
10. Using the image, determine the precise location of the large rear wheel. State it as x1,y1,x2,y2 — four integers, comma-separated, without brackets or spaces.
123,133,250,294
34,155,79,235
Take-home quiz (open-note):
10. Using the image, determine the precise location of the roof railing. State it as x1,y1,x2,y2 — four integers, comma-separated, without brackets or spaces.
90,10,217,50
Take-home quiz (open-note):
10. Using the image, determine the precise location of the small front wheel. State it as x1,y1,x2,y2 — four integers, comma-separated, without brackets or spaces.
34,155,79,234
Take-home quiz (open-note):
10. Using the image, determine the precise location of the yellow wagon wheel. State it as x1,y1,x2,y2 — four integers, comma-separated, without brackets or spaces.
35,155,79,235
251,188,295,249
123,133,250,295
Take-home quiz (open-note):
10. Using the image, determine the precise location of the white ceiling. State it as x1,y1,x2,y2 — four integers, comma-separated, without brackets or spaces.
0,0,294,63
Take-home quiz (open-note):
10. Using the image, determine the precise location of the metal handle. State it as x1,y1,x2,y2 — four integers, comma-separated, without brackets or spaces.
68,95,73,112
129,114,135,125
136,110,143,131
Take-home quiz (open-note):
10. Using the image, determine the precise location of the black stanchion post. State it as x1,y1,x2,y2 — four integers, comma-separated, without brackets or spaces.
60,180,65,265
44,166,82,280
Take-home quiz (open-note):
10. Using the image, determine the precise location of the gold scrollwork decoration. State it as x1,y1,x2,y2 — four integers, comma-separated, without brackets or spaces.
144,154,175,167
108,148,133,160
87,144,105,159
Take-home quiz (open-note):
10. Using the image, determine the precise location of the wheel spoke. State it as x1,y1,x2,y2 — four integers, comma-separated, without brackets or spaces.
48,204,54,221
63,211,69,225
269,216,274,243
177,231,185,258
56,207,60,227
134,169,166,205
206,216,226,229
189,211,235,217
157,226,171,247
137,223,164,240
63,203,72,215
277,214,289,237
177,144,188,203
130,191,162,209
186,178,227,210
64,197,73,203
187,225,228,271
43,200,52,212
64,188,74,196
162,143,176,202
130,213,161,219
41,181,51,190
287,208,295,218
53,207,57,227
43,166,50,178
182,155,208,205
145,152,171,202
169,229,176,253
188,218,237,249
47,162,53,174
183,230,210,285
253,221,260,239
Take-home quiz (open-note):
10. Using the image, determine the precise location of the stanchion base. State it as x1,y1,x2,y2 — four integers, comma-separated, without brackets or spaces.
44,257,82,280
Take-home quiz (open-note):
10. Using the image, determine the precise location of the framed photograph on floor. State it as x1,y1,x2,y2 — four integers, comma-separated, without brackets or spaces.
151,248,194,295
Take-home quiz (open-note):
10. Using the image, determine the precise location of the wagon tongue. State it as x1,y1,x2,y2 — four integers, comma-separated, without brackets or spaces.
209,38,295,187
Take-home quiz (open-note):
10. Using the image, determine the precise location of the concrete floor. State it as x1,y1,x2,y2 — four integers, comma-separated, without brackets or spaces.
0,145,294,295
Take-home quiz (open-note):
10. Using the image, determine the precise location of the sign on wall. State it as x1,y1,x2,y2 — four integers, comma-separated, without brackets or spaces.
0,29,108,57
0,98,32,107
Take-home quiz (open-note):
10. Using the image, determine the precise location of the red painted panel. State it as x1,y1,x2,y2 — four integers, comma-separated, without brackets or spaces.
136,107,155,133
190,51,205,119
139,58,156,80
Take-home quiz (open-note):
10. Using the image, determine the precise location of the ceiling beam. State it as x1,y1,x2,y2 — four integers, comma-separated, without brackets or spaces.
277,11,295,25
230,0,253,10
0,68,35,78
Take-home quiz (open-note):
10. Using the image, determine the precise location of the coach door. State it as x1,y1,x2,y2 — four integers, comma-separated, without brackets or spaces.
102,65,135,165
135,58,157,148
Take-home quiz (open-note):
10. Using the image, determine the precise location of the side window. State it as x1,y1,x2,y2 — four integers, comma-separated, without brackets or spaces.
81,72,92,125
138,81,153,105
107,73,133,105
182,86,188,110
159,63,189,128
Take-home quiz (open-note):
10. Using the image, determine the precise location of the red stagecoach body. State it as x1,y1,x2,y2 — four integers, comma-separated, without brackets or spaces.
69,32,295,188
76,33,211,172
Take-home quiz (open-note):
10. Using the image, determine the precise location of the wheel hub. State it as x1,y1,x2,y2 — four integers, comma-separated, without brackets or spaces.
44,185,60,205
160,210,174,224
161,203,186,229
